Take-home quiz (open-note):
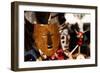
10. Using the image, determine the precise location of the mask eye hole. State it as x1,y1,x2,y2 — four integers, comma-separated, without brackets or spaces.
61,36,65,39
62,41,65,43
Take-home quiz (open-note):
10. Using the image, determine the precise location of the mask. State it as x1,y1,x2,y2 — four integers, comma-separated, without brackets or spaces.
60,29,70,51
33,24,60,57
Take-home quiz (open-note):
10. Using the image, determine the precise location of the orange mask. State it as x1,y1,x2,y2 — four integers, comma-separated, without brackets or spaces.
33,24,60,57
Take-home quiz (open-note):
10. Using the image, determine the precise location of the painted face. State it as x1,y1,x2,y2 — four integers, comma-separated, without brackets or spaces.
33,24,60,57
60,29,70,51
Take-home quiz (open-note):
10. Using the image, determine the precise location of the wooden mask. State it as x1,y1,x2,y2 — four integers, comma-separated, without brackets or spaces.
33,24,60,57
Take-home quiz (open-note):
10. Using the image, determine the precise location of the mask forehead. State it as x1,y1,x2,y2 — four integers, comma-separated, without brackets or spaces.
33,24,60,56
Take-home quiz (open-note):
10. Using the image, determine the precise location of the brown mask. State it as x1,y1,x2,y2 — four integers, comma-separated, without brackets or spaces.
33,24,60,57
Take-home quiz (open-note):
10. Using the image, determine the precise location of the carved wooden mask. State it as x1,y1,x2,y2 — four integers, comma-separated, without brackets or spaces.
33,24,60,57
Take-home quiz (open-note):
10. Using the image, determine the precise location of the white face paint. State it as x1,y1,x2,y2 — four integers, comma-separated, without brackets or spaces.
60,29,69,51
62,29,68,35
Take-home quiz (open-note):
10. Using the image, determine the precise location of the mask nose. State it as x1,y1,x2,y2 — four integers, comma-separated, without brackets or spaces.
47,32,53,49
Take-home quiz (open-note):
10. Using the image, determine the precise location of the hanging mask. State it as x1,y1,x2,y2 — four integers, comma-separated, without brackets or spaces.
33,24,60,57
60,29,70,51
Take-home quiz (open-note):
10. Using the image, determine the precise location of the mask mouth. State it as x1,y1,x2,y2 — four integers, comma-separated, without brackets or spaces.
64,46,68,48
48,45,53,49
